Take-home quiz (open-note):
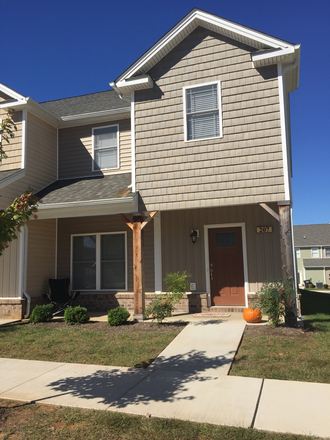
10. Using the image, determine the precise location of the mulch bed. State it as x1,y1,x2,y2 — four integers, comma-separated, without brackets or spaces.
244,323,309,338
15,319,186,335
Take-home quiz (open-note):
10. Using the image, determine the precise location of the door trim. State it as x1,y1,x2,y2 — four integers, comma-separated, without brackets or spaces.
204,223,249,308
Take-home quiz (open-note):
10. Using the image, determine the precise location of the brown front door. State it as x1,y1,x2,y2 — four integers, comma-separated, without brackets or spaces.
208,227,245,306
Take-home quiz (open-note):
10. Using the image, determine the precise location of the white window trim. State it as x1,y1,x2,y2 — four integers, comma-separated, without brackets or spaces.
183,80,223,142
70,231,127,291
92,124,120,171
311,248,319,258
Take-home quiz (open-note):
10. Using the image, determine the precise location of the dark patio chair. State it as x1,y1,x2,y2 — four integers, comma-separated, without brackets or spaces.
43,278,80,316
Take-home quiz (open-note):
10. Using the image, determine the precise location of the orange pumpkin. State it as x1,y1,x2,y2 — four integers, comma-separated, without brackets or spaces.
243,308,262,323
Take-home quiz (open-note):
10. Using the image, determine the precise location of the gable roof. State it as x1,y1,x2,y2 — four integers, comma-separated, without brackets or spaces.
294,224,330,247
111,8,300,95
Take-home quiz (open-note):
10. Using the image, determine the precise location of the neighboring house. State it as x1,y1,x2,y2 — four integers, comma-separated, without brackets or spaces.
294,224,330,286
0,9,301,319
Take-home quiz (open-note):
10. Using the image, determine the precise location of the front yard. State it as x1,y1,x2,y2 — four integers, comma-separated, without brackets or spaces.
0,320,185,368
230,313,330,384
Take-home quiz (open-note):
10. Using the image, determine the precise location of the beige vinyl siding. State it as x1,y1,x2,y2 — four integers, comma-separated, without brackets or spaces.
0,112,57,209
0,238,20,298
57,215,154,293
161,203,282,294
0,110,22,171
26,219,56,298
135,27,284,211
58,119,131,179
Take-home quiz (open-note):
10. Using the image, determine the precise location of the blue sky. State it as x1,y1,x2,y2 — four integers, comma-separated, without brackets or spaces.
1,0,329,225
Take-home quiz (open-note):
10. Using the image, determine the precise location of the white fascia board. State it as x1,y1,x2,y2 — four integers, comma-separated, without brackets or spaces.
115,9,294,82
36,194,138,219
61,107,131,122
0,99,28,109
0,169,25,189
0,83,27,101
252,46,295,67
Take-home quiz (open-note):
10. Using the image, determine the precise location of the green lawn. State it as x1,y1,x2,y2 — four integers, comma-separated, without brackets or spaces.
231,314,330,383
0,321,183,368
0,399,314,440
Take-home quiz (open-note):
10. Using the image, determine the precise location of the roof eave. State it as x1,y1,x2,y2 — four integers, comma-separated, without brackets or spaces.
36,193,139,219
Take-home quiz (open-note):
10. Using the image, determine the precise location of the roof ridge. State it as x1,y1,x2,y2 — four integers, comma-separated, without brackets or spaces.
40,89,115,105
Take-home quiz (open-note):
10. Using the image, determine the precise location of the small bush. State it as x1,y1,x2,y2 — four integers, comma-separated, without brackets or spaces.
144,271,190,323
64,306,90,325
324,284,329,289
29,304,53,323
108,307,130,326
256,278,295,327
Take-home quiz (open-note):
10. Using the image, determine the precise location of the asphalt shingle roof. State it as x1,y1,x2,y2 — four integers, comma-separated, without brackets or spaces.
293,224,330,247
40,90,127,118
303,258,330,268
0,168,22,183
36,173,132,204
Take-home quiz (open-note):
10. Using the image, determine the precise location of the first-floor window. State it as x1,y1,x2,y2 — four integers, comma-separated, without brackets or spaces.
72,233,126,290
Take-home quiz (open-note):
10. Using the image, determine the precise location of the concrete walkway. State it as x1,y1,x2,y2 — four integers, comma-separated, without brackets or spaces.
0,317,330,438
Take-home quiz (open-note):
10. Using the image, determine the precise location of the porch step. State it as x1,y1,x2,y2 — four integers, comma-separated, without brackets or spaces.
210,307,246,313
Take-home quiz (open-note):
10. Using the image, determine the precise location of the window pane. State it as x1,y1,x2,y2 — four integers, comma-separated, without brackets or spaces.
187,112,220,140
72,236,96,289
101,234,125,289
73,262,96,290
101,262,125,289
95,148,117,170
311,248,319,258
216,232,236,247
94,126,117,149
186,84,218,113
326,248,330,257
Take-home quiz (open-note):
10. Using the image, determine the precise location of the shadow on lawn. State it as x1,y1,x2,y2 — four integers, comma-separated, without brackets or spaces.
43,349,235,408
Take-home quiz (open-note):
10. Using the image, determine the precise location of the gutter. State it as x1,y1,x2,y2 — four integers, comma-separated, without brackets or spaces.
23,291,31,319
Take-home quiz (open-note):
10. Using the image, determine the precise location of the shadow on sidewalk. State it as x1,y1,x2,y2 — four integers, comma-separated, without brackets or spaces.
45,349,235,407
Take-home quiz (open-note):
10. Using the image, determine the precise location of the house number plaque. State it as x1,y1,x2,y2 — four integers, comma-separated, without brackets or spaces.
256,226,273,234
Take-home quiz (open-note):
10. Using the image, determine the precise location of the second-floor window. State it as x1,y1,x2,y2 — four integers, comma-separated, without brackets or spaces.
183,81,222,141
325,248,330,257
296,248,301,258
93,125,119,171
311,248,319,258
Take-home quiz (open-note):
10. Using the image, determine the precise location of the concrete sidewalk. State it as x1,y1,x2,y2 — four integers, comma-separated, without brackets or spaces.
0,319,330,438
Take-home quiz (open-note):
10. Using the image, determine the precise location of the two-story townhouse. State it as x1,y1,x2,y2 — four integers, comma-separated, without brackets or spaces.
0,9,300,320
294,224,330,287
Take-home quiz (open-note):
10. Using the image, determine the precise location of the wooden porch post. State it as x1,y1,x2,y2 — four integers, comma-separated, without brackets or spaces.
278,201,297,326
133,215,144,320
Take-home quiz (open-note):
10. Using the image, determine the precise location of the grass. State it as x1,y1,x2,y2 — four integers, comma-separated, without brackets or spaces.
0,322,182,368
0,399,314,440
231,314,330,383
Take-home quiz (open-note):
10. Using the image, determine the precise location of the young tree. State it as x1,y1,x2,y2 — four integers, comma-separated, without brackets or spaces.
0,109,40,255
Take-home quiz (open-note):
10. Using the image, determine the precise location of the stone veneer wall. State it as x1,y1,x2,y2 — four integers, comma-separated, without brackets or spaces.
0,299,25,319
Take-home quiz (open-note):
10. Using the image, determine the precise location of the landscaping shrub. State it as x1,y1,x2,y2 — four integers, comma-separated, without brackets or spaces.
324,284,329,289
29,304,53,323
144,271,190,323
256,278,295,327
108,307,130,326
64,306,90,325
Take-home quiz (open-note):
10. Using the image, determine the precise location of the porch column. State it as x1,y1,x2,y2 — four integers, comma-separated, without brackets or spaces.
133,215,144,320
278,201,297,326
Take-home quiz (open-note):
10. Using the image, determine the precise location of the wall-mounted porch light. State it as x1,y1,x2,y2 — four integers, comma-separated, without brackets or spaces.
190,229,199,244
